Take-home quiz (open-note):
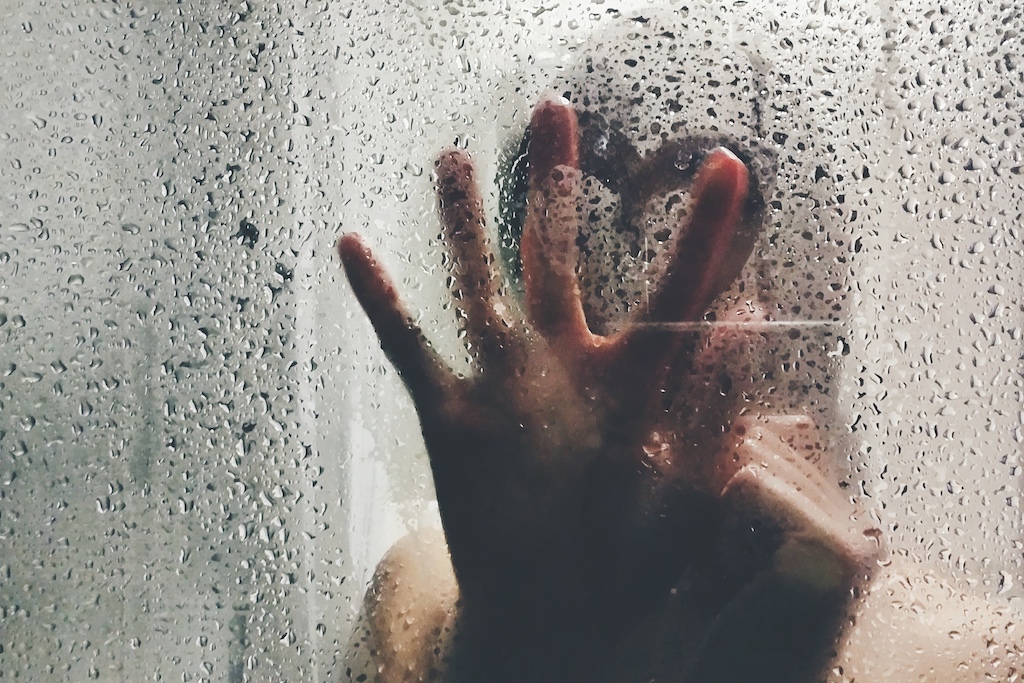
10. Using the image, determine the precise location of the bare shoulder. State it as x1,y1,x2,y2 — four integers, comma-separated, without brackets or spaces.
832,559,1024,682
365,529,458,683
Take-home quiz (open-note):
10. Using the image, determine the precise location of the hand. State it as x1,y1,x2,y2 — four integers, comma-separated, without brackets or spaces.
339,98,876,679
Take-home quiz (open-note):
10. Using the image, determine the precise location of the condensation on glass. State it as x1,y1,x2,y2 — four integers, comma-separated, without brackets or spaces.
0,1,1020,681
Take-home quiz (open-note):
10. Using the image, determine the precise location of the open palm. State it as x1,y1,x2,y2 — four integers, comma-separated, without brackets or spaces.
340,99,873,682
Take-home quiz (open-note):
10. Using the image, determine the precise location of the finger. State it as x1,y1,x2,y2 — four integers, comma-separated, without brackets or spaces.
338,233,454,405
606,149,749,401
521,98,591,346
648,147,750,323
435,150,507,358
528,96,579,184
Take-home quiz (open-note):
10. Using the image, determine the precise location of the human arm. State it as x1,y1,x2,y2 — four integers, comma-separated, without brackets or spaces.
340,97,880,682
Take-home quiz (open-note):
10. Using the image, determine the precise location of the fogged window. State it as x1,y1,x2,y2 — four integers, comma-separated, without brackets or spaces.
0,1,1020,681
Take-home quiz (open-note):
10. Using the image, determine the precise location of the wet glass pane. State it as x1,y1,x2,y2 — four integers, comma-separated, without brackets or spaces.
1,1,1021,681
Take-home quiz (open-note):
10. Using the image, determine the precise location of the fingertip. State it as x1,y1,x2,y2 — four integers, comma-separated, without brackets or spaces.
338,234,385,300
337,232,366,265
532,94,573,121
435,149,474,185
696,147,749,203
707,146,742,164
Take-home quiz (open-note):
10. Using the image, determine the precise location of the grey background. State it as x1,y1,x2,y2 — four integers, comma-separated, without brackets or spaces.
0,1,1020,681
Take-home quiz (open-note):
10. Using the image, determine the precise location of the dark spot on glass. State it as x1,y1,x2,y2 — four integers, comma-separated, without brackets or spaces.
236,219,259,248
